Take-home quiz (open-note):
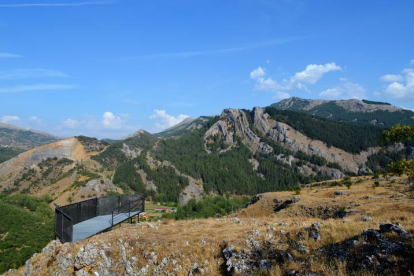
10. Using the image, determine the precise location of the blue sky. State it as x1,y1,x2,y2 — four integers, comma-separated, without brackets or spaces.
0,0,413,138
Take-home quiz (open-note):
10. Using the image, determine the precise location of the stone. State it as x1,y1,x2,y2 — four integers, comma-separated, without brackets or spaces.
361,216,373,222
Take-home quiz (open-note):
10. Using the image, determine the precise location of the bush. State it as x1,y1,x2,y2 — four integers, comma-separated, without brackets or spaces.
163,196,251,220
343,176,352,189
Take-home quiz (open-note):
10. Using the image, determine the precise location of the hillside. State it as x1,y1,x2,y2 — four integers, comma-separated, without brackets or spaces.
5,175,414,276
0,123,59,163
0,100,413,275
271,97,414,127
0,136,122,205
0,194,54,274
2,102,406,206
155,116,214,138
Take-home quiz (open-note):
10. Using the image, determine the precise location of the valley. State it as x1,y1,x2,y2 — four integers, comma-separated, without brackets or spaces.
0,98,413,275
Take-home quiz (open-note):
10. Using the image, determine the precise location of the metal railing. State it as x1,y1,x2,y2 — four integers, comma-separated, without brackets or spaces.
54,203,73,243
111,197,145,226
54,194,144,243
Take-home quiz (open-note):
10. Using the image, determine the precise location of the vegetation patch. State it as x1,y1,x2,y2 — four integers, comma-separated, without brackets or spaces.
0,194,54,274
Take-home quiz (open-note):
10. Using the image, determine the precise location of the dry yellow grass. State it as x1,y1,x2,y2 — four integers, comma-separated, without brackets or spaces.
6,176,414,276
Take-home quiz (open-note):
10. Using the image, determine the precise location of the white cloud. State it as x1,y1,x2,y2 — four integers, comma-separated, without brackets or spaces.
0,69,69,80
272,92,291,101
0,52,23,58
250,67,266,79
410,59,414,65
292,63,342,84
378,68,414,101
1,115,20,124
150,110,189,132
254,77,284,91
379,74,403,82
102,112,127,130
319,81,366,99
0,84,75,93
62,118,79,129
319,87,343,99
61,112,131,131
252,62,341,93
29,116,43,124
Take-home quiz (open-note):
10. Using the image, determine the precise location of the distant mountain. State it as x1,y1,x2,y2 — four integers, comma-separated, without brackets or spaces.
0,123,60,163
271,97,414,127
0,100,406,206
155,116,214,137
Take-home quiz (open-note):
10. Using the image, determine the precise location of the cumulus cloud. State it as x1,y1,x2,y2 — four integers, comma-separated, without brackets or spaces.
102,112,127,129
250,67,266,79
1,115,21,124
61,112,132,132
272,92,291,101
62,118,79,129
378,68,414,101
292,63,342,84
252,62,341,93
150,110,189,132
379,74,404,82
319,81,366,99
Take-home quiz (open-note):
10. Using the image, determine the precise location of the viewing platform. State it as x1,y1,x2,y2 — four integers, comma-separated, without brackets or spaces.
54,194,145,243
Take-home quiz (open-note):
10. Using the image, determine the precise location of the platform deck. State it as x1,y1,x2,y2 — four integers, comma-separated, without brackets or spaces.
72,211,140,242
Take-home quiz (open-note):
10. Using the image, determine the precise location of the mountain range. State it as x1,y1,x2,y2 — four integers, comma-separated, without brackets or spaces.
272,97,414,127
0,97,411,206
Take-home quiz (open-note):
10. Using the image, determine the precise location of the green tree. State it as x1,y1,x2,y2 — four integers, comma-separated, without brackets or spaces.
382,124,414,182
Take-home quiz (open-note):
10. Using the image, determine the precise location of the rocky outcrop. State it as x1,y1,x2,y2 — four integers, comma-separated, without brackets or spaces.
251,107,376,175
328,224,414,275
121,143,142,159
220,109,273,154
75,136,107,153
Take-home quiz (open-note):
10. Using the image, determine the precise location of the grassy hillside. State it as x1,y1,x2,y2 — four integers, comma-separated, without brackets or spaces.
9,176,414,276
0,195,54,274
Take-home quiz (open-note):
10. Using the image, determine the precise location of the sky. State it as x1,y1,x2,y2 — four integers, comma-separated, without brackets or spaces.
0,0,413,139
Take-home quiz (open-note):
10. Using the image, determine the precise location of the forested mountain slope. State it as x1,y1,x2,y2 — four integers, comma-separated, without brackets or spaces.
89,105,405,204
0,100,408,206
272,97,414,127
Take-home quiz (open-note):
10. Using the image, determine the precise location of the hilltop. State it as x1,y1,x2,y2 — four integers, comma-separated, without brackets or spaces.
4,175,414,275
271,97,414,127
